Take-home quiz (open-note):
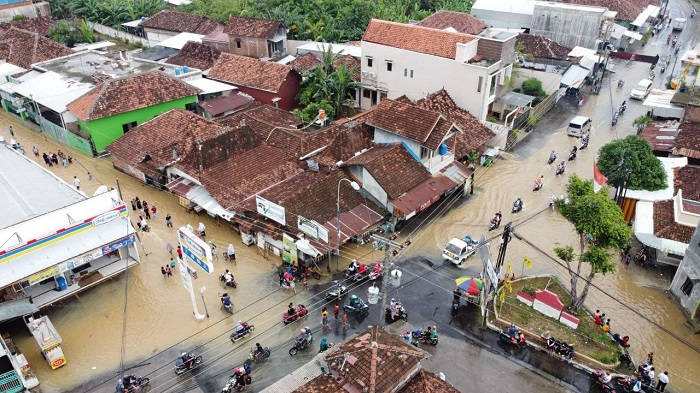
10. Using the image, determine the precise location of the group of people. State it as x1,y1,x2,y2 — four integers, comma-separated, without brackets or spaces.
506,323,527,345
41,150,73,167
636,353,671,392
130,197,158,232
593,310,611,332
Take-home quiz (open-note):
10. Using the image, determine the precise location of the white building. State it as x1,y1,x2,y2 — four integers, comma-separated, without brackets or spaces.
0,144,140,312
360,19,516,121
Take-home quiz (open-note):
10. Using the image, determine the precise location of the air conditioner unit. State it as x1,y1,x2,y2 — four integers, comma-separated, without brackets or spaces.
369,72,376,78
361,71,369,76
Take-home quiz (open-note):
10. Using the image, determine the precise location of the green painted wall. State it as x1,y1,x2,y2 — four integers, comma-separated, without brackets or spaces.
78,96,196,153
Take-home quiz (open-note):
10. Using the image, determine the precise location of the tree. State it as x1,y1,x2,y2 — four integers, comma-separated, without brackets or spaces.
597,135,667,195
521,78,546,96
49,20,85,47
633,115,653,131
12,14,28,21
554,175,631,310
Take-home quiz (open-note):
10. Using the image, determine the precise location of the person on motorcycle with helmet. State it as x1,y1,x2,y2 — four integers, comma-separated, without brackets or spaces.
298,328,310,346
390,298,398,319
235,320,246,335
349,294,365,309
181,352,195,370
430,326,438,340
253,343,264,358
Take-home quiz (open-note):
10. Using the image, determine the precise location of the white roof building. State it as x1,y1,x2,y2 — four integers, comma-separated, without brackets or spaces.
158,32,205,50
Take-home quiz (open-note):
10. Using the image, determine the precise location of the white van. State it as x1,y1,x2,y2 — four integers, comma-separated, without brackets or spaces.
567,116,591,137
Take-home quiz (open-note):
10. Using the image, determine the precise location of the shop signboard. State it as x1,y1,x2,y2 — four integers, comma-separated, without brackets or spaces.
177,227,213,274
256,195,286,226
64,249,105,271
101,235,136,255
28,266,60,286
297,216,329,243
282,234,297,265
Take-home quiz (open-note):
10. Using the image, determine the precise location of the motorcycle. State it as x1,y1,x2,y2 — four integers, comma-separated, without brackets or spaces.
512,198,523,213
344,298,369,316
219,273,237,289
542,334,574,359
326,283,348,300
568,149,577,161
175,353,203,375
295,265,321,280
580,136,589,150
222,360,253,393
617,79,624,89
411,327,439,345
248,347,271,362
660,65,666,74
612,112,619,126
555,162,566,176
498,331,527,348
615,376,648,393
116,375,149,393
385,305,408,322
289,331,313,356
283,304,308,324
230,323,255,342
591,370,616,393
368,262,383,280
221,294,233,313
488,215,501,231
649,70,655,80
547,152,557,164
533,179,543,191
618,102,626,115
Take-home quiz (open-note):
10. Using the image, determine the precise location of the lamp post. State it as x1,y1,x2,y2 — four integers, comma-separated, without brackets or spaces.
336,179,360,271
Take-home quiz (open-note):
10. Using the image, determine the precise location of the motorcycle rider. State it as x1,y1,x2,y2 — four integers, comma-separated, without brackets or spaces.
297,328,310,346
287,302,296,317
252,343,264,359
349,294,365,310
513,198,523,210
557,160,566,175
223,270,234,287
452,288,462,303
234,320,246,336
420,326,433,341
598,371,612,384
347,259,359,276
507,323,518,338
221,293,232,312
390,298,398,319
548,149,556,163
581,134,590,147
357,263,368,276
181,352,195,370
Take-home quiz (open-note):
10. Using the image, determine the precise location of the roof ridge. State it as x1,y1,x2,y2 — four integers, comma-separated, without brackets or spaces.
369,18,475,39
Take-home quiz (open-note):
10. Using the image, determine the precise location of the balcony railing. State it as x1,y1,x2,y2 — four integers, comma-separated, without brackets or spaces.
0,370,23,393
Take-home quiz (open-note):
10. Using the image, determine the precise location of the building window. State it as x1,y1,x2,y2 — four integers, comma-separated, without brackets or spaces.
272,98,281,108
185,102,197,112
235,39,241,49
410,70,414,78
363,89,371,98
404,68,407,77
489,73,498,96
122,121,137,133
366,57,373,67
681,277,694,296
477,76,483,93
420,146,430,160
386,61,393,72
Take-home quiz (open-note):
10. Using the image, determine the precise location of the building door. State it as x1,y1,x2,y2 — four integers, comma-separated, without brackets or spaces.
371,90,378,106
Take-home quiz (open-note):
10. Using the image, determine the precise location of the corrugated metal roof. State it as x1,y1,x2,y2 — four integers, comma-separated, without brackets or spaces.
158,32,204,49
186,77,236,95
391,176,457,218
324,204,384,250
13,71,93,113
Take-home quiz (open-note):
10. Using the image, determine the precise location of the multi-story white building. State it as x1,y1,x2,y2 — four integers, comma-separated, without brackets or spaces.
360,19,516,121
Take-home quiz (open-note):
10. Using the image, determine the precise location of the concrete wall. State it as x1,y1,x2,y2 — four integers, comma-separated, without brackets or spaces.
531,5,604,49
513,68,563,95
88,22,151,47
360,41,503,121
144,28,177,45
359,168,388,207
0,1,49,23
670,222,700,320
213,71,301,111
471,9,532,30
373,129,421,159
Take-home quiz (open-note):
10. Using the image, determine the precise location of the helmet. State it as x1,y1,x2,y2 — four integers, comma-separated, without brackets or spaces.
351,295,358,300
300,328,306,334
234,367,241,373
551,149,555,153
181,352,187,357
391,298,395,302
238,320,242,324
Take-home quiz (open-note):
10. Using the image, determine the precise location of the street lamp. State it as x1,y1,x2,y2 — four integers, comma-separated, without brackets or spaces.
336,179,360,271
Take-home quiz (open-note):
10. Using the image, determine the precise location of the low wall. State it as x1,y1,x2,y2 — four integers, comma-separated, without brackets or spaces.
86,21,151,47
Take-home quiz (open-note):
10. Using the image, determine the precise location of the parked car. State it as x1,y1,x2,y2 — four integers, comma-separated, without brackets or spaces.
629,79,653,100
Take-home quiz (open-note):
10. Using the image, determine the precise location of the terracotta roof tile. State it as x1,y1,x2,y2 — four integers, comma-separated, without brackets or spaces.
198,92,254,116
106,109,225,178
178,124,262,174
397,369,461,393
416,10,487,35
344,144,432,199
362,19,475,59
674,165,700,201
414,89,495,157
165,41,221,71
653,200,695,244
366,99,442,143
217,104,303,140
292,374,343,393
208,53,292,93
566,0,659,22
672,123,700,159
67,71,200,121
289,53,322,74
0,16,52,36
0,27,73,69
423,118,454,151
265,126,337,158
223,16,283,39
140,10,221,34
334,55,361,82
516,33,570,60
316,121,374,166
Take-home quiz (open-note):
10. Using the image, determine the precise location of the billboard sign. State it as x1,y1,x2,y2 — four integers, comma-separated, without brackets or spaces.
256,195,286,226
177,227,213,274
282,234,298,265
297,216,330,243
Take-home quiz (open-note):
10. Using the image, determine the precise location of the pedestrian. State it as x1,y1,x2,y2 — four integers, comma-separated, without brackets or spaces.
161,266,167,278
9,125,13,137
333,303,340,320
593,309,600,320
142,201,148,212
166,241,173,255
135,197,142,210
646,352,654,365
151,205,157,218
170,257,176,270
601,318,611,332
657,371,669,392
321,307,329,330
88,172,93,181
166,265,172,277
342,312,349,329
594,312,602,325
278,270,284,286
143,206,151,219
32,146,38,156
197,222,206,239
209,241,218,260
227,244,236,264
625,254,631,269
648,367,655,384
62,157,68,167
131,199,137,211
72,176,81,190
177,245,182,259
42,152,49,165
166,214,173,227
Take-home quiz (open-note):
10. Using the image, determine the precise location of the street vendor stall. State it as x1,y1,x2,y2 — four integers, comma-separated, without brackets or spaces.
24,315,66,370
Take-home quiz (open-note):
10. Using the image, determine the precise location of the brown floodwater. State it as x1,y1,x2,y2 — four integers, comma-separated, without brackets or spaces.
2,62,700,392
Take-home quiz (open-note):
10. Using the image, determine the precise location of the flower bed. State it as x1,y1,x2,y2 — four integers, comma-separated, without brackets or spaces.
495,276,621,365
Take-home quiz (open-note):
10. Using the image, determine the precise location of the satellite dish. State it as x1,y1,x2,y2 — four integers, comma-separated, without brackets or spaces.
93,185,109,196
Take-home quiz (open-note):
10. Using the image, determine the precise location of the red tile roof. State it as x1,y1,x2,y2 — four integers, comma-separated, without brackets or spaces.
416,10,487,35
362,19,475,59
67,71,200,122
334,54,361,82
397,369,461,393
292,374,342,393
344,144,432,199
516,33,571,60
316,121,374,166
106,109,224,178
0,16,52,36
672,123,700,159
289,53,322,74
165,41,221,71
653,200,695,244
208,53,293,93
265,126,337,159
223,16,283,39
0,27,73,69
414,89,495,157
674,165,700,202
217,103,303,140
567,0,659,22
198,92,254,116
179,124,262,174
140,10,222,34
366,99,442,143
391,176,457,217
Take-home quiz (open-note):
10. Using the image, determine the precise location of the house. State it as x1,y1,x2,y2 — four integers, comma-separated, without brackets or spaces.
673,123,700,165
514,34,570,95
0,27,73,69
202,16,287,59
66,71,201,154
139,10,222,44
416,9,488,35
567,0,657,23
360,19,517,121
198,91,255,119
262,326,461,393
0,15,52,36
166,41,221,73
207,53,301,110
669,221,700,330
0,143,140,311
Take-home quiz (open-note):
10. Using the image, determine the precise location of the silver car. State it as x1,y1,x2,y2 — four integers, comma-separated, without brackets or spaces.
629,79,653,100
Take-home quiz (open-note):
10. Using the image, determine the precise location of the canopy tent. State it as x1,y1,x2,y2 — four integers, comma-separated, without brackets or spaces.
560,65,590,88
498,91,535,107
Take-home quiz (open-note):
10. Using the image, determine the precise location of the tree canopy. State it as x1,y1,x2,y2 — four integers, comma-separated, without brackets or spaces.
597,135,667,191
50,0,164,28
554,174,631,309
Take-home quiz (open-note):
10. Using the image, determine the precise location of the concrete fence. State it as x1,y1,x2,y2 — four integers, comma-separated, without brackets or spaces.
86,21,151,47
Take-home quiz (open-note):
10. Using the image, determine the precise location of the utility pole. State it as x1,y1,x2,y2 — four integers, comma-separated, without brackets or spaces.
371,234,405,326
495,223,513,274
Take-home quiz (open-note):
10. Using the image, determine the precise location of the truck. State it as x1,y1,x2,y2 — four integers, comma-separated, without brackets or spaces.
442,235,479,265
672,18,686,31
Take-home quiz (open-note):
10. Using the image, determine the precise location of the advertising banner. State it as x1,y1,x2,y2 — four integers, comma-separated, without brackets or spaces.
282,234,298,265
256,195,286,226
297,215,329,242
178,227,213,274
